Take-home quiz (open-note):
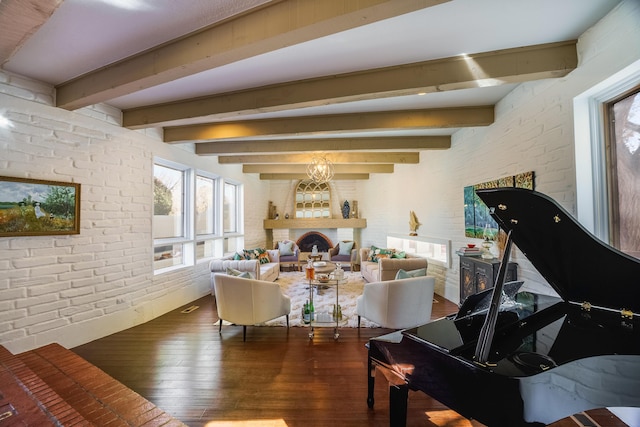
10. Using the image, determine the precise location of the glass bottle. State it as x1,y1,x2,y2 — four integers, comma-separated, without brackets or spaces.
334,263,344,280
305,259,315,280
303,300,310,324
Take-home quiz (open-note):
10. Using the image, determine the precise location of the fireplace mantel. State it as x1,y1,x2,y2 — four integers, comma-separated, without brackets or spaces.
263,218,366,230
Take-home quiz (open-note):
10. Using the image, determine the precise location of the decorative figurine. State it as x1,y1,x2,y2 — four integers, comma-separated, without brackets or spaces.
409,210,421,236
342,200,350,219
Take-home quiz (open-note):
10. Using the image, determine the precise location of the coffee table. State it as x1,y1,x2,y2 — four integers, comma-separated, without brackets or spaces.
305,266,348,340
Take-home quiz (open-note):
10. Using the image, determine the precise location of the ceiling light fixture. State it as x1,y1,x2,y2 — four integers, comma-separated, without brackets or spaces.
306,155,334,183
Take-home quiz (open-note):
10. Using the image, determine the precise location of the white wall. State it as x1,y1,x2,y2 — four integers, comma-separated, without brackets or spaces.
0,72,264,353
356,0,640,302
1,0,638,354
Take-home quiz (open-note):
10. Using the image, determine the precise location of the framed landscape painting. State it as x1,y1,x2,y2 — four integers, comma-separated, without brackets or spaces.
0,176,80,237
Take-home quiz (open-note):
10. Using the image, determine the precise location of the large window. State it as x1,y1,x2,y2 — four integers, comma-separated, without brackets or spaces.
606,87,640,259
195,173,218,260
153,159,242,273
223,181,240,233
222,180,243,254
153,161,189,271
574,59,640,260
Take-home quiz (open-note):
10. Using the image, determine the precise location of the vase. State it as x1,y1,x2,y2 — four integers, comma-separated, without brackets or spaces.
342,200,350,219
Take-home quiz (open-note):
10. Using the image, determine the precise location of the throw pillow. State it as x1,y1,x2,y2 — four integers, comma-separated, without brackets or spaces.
278,241,295,256
371,247,394,262
367,245,380,262
395,268,427,279
338,241,354,256
243,248,266,261
243,248,270,264
258,251,271,264
391,251,407,259
226,267,254,279
233,252,243,260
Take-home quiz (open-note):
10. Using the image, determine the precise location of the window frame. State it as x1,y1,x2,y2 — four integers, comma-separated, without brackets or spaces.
574,59,640,245
153,158,243,274
604,86,640,257
194,170,222,262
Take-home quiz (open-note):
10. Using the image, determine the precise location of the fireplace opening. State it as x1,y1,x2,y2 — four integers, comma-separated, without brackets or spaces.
296,232,333,253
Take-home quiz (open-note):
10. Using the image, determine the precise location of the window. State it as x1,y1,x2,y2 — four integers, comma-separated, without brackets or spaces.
195,173,219,261
153,161,189,271
606,87,640,259
574,59,640,259
222,180,244,255
223,181,240,233
295,180,331,218
153,159,242,273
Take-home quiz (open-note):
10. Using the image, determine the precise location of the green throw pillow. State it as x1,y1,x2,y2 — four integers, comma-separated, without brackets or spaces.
395,268,427,279
370,247,394,262
278,241,295,256
226,267,254,279
391,251,406,259
243,248,269,263
338,241,354,256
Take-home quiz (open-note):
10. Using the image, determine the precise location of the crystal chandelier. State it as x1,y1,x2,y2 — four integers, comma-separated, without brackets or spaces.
306,155,334,183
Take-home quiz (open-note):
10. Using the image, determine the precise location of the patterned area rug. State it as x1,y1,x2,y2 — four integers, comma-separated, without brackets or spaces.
263,270,380,328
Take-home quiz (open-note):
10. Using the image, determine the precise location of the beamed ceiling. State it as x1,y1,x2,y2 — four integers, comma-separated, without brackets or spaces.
0,0,621,180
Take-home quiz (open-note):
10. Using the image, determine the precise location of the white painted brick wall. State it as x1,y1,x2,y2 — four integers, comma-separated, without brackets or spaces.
355,1,640,303
0,74,256,353
0,1,637,354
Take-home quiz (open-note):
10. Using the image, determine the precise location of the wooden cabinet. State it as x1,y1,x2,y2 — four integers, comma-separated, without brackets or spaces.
459,256,517,304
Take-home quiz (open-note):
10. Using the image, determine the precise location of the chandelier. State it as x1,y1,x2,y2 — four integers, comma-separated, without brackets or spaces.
306,155,334,183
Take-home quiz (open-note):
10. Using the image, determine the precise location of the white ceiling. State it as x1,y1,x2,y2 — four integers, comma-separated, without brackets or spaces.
0,0,623,153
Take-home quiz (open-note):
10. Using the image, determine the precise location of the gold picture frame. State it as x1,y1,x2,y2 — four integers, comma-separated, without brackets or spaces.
0,176,80,237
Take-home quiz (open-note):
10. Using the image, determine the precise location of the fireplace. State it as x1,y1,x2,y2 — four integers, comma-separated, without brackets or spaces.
296,232,333,253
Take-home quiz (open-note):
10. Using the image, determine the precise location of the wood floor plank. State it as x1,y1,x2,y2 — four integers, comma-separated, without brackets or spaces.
72,292,629,427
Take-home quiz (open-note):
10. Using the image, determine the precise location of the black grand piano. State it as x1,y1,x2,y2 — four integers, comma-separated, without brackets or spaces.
367,188,640,426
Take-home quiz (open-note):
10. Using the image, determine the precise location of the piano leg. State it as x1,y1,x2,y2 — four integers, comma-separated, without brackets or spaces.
367,355,375,408
389,383,408,426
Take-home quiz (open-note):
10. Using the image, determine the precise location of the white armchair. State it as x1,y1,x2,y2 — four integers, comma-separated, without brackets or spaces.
213,273,291,341
356,276,435,329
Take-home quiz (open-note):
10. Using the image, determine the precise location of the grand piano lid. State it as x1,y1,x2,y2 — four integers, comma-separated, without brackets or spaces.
476,188,640,315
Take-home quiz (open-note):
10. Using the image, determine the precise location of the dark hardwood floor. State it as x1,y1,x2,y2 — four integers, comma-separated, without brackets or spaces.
72,292,628,427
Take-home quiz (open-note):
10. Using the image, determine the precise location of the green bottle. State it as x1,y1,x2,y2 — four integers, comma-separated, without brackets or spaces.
303,300,310,324
309,300,315,321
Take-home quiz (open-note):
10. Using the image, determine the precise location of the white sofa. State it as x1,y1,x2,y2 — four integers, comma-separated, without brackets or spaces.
209,249,280,292
212,273,291,341
359,247,428,282
356,275,435,329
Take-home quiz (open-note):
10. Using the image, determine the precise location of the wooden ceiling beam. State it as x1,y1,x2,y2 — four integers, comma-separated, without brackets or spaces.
259,173,369,180
55,0,449,110
124,41,575,128
166,107,492,142
196,136,450,155
243,164,393,174
218,152,419,164
0,0,63,65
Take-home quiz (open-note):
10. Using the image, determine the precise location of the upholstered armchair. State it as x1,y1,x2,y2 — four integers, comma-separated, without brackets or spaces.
328,240,357,271
213,273,291,341
356,275,435,329
275,240,300,271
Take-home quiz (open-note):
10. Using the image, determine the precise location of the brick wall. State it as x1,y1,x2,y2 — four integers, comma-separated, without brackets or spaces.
0,72,257,353
355,1,639,302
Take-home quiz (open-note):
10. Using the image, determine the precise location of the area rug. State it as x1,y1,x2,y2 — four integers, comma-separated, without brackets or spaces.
263,270,380,328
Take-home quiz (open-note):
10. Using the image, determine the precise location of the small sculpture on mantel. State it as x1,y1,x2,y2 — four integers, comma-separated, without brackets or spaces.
409,210,421,236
